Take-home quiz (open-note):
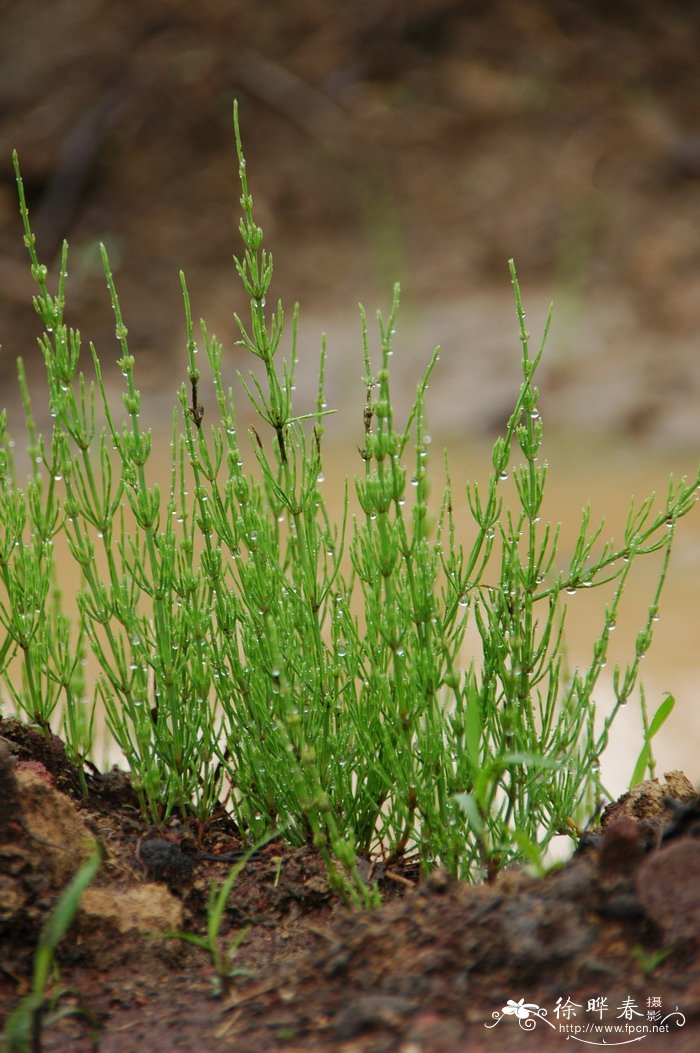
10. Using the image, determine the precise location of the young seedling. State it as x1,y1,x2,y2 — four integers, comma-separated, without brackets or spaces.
158,829,284,996
2,847,102,1052
633,944,674,978
629,689,675,789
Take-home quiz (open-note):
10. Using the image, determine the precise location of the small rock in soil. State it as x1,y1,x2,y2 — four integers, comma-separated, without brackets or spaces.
138,838,194,888
602,771,696,830
598,816,646,874
636,838,700,943
661,796,700,842
333,994,418,1040
78,884,184,967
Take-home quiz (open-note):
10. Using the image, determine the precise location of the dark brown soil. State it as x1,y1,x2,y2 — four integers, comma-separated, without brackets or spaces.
1,715,699,1052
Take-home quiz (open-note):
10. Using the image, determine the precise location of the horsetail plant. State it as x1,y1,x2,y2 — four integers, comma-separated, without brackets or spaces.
4,102,698,904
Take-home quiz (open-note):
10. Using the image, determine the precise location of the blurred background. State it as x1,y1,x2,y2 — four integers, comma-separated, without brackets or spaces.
0,0,699,789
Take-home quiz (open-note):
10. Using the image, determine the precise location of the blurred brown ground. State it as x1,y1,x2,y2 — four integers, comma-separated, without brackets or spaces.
0,0,699,440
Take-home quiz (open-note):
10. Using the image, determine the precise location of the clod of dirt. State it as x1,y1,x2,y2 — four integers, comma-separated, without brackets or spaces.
333,994,419,1040
10,768,97,885
77,884,184,967
0,746,183,975
0,717,140,809
661,795,700,842
636,839,700,944
137,837,195,889
0,749,98,973
598,815,646,874
0,756,97,921
601,770,696,833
